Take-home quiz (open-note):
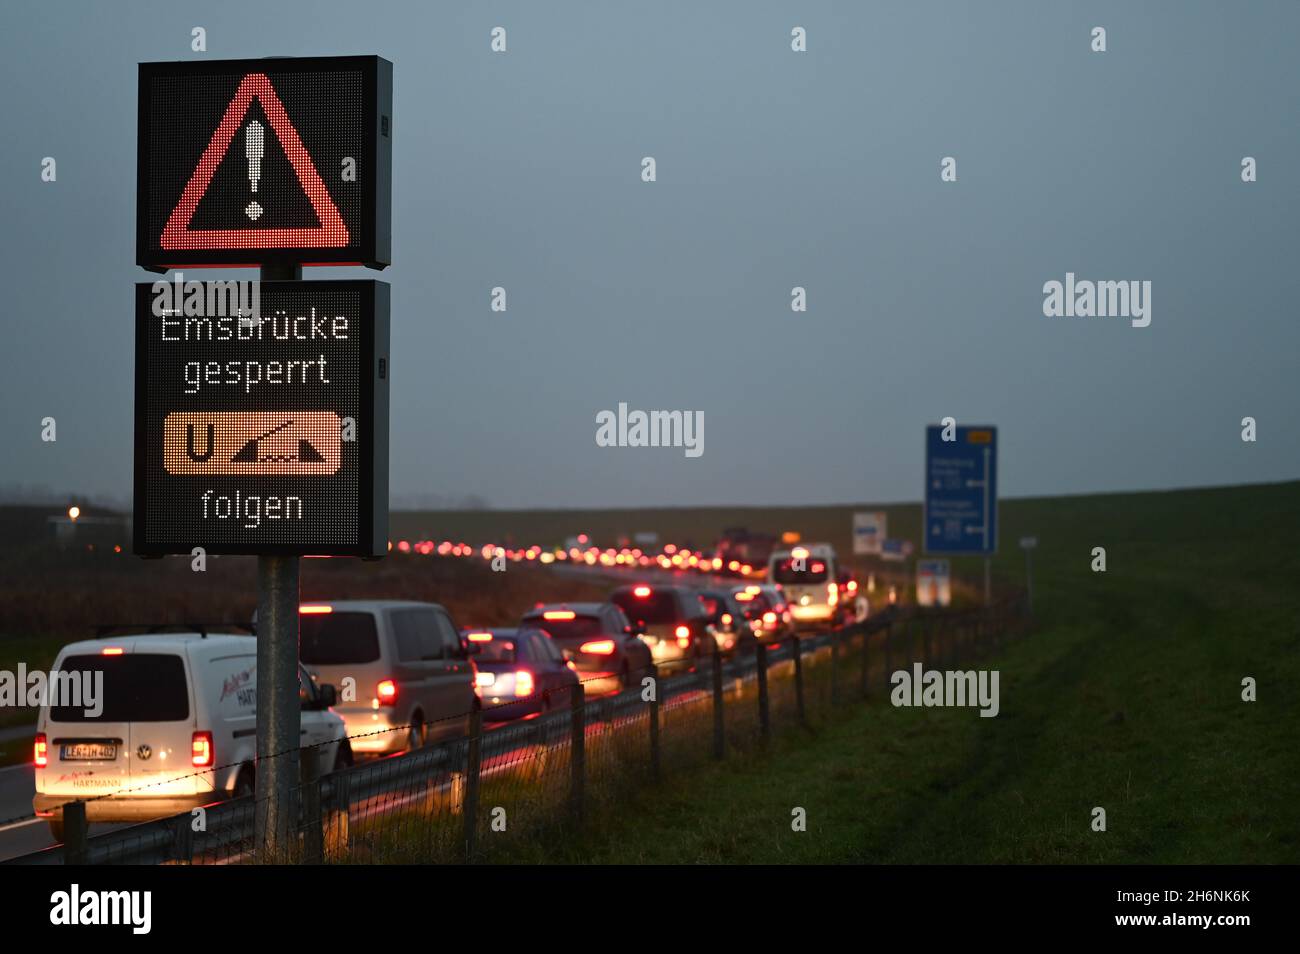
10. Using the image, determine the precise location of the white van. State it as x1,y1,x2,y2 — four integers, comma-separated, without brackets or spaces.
767,544,840,629
32,632,348,841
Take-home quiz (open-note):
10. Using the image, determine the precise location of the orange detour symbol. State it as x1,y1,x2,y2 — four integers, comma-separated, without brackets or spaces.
164,411,342,475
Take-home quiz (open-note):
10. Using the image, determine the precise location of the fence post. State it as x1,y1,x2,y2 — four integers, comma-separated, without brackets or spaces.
860,625,870,698
756,642,771,740
711,644,725,760
569,685,585,823
324,771,349,862
463,709,482,861
792,636,806,725
171,809,194,864
63,800,88,865
300,747,323,864
648,679,661,780
829,627,840,705
882,622,893,694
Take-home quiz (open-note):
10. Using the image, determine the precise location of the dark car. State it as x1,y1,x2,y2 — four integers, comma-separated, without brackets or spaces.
518,602,654,695
609,584,713,671
696,587,756,653
462,626,579,720
730,585,790,643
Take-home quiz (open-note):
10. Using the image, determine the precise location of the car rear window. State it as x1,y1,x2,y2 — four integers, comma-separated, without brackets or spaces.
300,612,381,665
50,653,190,723
611,590,681,624
476,638,517,662
528,615,603,641
772,557,830,584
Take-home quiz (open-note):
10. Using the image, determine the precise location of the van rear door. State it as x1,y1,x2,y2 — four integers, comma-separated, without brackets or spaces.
41,651,194,801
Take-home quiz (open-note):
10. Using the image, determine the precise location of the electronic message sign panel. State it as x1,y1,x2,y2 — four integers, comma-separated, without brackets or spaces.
134,279,389,556
137,56,392,270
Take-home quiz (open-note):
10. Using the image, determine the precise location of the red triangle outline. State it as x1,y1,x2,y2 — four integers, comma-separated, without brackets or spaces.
160,73,349,250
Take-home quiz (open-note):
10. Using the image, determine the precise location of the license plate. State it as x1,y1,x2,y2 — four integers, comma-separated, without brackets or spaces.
61,743,116,761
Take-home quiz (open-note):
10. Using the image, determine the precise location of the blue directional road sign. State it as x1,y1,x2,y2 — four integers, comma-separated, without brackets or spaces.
925,425,997,555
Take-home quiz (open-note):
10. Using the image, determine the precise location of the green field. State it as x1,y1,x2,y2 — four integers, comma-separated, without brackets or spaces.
490,481,1300,863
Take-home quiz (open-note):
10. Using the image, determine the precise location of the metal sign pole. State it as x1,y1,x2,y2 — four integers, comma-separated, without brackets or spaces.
255,263,303,858
984,556,992,607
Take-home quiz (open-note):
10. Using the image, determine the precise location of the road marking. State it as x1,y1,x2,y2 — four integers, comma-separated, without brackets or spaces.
0,817,42,834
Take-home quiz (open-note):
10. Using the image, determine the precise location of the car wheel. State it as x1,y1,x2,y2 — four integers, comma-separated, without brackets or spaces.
235,766,255,799
333,741,354,772
47,820,64,843
406,714,426,752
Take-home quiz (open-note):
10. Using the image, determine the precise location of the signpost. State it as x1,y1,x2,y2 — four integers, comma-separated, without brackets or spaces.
852,511,886,556
880,538,913,563
916,559,951,608
135,55,393,856
137,56,392,271
925,425,998,603
134,279,389,556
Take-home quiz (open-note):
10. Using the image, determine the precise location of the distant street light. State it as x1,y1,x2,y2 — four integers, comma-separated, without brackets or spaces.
67,506,80,521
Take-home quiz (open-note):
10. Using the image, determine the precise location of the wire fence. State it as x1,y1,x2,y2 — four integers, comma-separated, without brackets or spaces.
4,592,1030,865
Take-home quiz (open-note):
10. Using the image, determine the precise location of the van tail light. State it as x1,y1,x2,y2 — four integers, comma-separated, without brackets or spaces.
633,585,652,598
191,731,214,768
828,582,839,606
675,625,691,648
34,733,47,768
579,639,616,655
514,671,535,697
377,679,398,705
476,671,496,688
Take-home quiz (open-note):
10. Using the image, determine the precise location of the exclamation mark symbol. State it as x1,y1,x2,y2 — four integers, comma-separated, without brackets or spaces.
244,119,264,221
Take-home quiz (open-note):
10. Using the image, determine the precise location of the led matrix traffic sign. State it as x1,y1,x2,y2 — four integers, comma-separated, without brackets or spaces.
137,56,392,269
134,280,389,556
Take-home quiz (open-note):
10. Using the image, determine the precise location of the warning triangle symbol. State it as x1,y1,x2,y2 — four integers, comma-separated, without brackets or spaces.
298,439,325,463
160,73,349,250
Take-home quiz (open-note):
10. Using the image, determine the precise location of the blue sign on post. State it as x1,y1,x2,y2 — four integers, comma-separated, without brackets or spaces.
925,425,997,555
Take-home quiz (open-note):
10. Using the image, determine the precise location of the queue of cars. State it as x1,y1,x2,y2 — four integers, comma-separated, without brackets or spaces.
33,545,854,839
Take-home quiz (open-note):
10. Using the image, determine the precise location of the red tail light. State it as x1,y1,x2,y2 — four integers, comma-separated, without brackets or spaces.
579,639,616,655
191,731,214,768
514,670,535,697
675,625,691,648
466,632,493,643
827,582,839,606
299,604,333,614
633,585,652,598
543,610,576,620
377,679,398,704
34,733,47,768
763,611,777,625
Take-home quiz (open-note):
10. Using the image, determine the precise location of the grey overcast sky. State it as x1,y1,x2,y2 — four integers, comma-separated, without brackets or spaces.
2,1,1297,509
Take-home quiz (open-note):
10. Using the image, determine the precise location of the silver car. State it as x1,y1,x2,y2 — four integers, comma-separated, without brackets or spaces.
294,600,477,756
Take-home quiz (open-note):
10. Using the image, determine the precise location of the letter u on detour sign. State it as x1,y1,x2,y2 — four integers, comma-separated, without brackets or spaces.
133,280,389,556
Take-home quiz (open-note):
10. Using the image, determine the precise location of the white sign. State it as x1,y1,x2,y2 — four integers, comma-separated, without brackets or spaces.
1019,536,1038,550
853,511,886,555
916,559,951,608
